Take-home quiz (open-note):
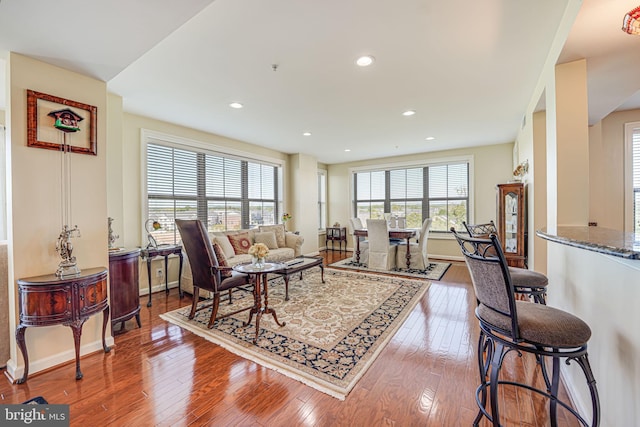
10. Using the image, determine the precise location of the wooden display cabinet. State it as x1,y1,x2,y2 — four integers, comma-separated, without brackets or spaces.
109,248,141,334
496,182,527,268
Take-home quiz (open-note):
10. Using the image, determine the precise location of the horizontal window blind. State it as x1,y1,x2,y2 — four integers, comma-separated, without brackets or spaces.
353,162,469,232
146,141,281,244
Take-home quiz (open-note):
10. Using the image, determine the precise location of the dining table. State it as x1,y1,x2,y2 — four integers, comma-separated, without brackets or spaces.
353,228,417,268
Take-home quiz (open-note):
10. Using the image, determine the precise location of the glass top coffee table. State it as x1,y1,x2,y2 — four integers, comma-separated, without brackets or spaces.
233,262,287,344
272,256,325,301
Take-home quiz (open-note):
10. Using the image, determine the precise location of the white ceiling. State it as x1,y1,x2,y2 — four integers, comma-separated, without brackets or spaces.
1,0,640,164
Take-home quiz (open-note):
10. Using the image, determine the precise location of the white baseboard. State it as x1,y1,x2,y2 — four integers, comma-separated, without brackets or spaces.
139,280,180,296
5,336,115,383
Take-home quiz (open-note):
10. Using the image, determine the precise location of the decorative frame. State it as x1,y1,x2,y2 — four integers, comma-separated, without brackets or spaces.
27,90,97,155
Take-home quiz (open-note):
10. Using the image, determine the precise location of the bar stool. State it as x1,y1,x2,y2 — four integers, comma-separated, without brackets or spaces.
463,220,548,304
451,229,600,427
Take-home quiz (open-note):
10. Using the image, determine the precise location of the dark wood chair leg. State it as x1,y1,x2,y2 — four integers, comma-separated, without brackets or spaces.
189,287,200,319
208,293,221,329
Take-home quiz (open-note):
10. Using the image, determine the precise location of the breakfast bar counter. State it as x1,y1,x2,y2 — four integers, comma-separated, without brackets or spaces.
535,225,640,426
536,225,640,259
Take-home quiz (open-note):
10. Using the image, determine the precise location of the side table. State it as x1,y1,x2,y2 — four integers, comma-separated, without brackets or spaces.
140,245,183,307
16,267,110,383
326,227,347,252
109,248,141,334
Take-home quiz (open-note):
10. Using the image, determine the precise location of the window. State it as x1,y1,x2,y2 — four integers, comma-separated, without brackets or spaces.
627,122,640,233
318,170,327,230
145,134,282,245
353,161,469,232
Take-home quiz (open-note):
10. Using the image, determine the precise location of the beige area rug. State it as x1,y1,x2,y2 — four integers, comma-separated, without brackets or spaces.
329,258,451,281
160,269,430,400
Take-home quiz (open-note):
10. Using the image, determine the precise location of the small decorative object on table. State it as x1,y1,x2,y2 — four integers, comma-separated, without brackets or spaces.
108,217,119,249
248,242,269,268
56,225,81,277
282,212,292,230
512,159,529,182
145,218,162,248
333,221,340,227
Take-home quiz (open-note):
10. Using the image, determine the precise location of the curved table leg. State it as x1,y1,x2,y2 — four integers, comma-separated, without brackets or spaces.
69,320,87,380
102,306,111,353
262,273,285,329
146,257,153,307
15,325,29,384
405,236,411,269
177,252,184,298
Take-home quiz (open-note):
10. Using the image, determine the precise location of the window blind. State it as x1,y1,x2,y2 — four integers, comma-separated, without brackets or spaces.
146,142,280,244
353,162,469,232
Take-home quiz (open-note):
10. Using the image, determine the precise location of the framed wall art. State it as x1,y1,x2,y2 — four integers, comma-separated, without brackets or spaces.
27,90,97,155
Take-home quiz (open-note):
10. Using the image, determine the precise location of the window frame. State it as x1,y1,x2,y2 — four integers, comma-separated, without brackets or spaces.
141,129,285,244
318,169,327,230
350,156,473,237
624,121,640,233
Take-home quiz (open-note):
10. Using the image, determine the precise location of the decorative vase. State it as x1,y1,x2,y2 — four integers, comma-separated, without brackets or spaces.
252,256,266,268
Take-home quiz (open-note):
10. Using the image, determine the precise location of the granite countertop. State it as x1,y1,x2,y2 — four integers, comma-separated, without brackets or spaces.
536,226,640,259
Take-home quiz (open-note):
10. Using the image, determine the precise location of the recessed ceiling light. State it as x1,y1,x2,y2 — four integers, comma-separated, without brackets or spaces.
402,110,416,116
425,136,436,141
303,132,311,136
356,56,375,67
229,102,243,109
345,149,351,152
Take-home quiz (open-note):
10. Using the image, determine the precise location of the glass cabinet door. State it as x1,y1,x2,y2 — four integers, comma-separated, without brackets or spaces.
504,191,518,253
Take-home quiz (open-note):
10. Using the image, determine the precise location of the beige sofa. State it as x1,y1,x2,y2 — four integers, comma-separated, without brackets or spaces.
180,226,304,296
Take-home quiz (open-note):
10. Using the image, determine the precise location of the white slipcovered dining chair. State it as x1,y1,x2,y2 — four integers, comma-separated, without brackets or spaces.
396,218,432,270
349,217,369,264
367,219,398,270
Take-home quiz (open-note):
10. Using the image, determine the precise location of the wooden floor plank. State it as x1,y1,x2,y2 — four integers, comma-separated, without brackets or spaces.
0,251,585,426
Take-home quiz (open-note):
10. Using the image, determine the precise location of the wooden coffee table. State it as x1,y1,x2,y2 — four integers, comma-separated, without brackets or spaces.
274,256,325,301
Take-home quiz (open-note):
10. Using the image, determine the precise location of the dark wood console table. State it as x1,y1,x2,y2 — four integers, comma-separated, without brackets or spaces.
109,248,141,334
16,267,110,383
140,245,183,307
326,227,347,252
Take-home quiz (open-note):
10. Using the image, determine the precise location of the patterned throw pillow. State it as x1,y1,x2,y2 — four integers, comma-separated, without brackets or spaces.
259,224,286,248
213,233,236,259
227,232,252,254
254,232,279,250
212,243,232,278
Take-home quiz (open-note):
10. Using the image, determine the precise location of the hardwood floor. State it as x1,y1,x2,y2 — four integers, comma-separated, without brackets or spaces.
1,251,580,426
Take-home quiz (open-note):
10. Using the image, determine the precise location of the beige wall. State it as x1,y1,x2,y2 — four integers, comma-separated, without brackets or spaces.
114,112,292,293
327,143,514,259
532,111,547,273
290,153,320,255
556,60,590,226
589,108,640,231
7,53,109,380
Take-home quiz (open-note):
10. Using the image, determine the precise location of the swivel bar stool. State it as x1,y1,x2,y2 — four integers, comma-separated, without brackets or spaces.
451,229,600,427
463,221,548,304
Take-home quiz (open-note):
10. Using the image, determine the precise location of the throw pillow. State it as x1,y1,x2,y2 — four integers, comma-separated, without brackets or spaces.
213,233,236,259
259,224,286,248
212,243,232,278
227,232,252,254
254,231,279,250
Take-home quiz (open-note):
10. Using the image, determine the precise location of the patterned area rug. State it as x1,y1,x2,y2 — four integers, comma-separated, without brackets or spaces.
329,258,451,281
160,269,430,400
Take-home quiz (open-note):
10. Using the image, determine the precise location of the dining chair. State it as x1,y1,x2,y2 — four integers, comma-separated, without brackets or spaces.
349,217,369,264
396,218,432,270
366,219,398,270
175,219,252,329
463,220,548,304
450,229,599,427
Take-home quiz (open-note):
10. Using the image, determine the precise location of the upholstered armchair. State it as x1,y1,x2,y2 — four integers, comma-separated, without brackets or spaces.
366,219,397,270
349,217,369,264
175,219,252,328
396,218,432,270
